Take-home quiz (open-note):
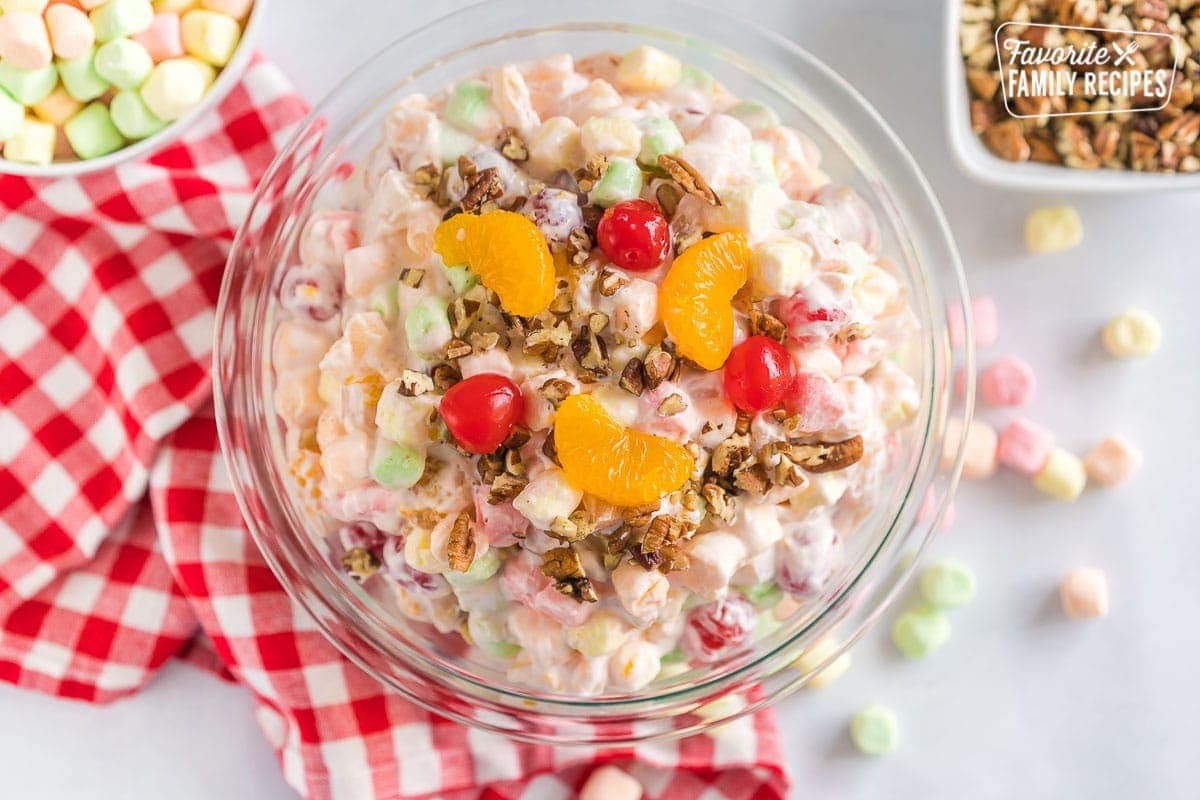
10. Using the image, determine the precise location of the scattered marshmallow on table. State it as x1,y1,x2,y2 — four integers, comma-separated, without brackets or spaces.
580,765,643,800
948,294,998,350
1025,205,1083,253
997,416,1053,476
1084,434,1143,487
1060,567,1109,619
1101,308,1162,358
850,704,900,756
1033,446,1087,502
979,354,1036,407
891,604,951,659
919,558,976,609
942,416,998,479
793,636,851,689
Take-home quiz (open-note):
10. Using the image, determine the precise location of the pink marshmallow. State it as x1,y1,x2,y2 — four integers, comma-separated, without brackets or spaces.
979,354,1037,407
44,3,94,61
997,416,1053,476
0,11,52,70
199,0,254,19
580,765,643,800
948,295,999,350
132,12,183,62
1060,567,1108,619
1084,434,1142,487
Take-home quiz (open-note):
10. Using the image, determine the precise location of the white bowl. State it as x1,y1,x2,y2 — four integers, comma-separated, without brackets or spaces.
943,0,1200,192
0,0,267,179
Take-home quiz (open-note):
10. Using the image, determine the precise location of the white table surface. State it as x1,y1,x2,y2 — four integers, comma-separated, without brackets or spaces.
5,1,1199,797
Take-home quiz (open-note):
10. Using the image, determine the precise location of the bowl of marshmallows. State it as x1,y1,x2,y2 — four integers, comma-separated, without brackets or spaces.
0,0,262,176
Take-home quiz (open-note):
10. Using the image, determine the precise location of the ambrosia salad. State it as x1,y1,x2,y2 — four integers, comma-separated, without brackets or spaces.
271,45,919,695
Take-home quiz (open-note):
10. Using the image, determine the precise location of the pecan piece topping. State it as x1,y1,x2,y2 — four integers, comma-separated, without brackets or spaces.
488,472,528,504
413,163,440,200
446,512,476,572
749,307,788,343
790,435,865,473
656,393,687,416
619,357,646,396
461,166,504,213
642,345,677,390
566,226,593,266
431,363,462,391
445,338,473,360
342,547,380,580
540,547,597,603
658,153,720,205
397,369,435,397
496,126,528,162
399,267,425,288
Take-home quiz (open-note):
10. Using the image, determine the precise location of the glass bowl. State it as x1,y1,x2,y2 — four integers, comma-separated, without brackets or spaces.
214,0,972,744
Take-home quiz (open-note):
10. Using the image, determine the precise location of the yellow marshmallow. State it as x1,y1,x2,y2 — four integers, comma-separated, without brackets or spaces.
615,45,682,92
1033,446,1087,502
180,8,240,67
1101,308,1161,358
32,85,83,126
139,56,213,120
793,636,851,689
153,0,196,12
3,115,56,165
1024,205,1083,253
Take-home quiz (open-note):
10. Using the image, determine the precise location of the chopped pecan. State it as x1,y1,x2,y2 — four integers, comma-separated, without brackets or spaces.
550,515,582,541
541,547,597,603
496,126,528,161
733,462,769,495
413,163,440,200
457,155,477,179
658,153,720,205
657,543,690,573
461,166,503,213
834,322,872,345
702,481,735,522
397,369,434,397
587,311,610,334
342,547,380,580
570,328,609,375
488,472,528,504
790,435,865,473
468,330,502,353
538,378,574,406
597,268,628,297
542,429,560,465
503,448,524,477
983,121,1031,162
656,393,687,416
476,451,505,484
448,297,482,338
503,425,531,450
399,267,425,288
431,363,462,391
621,502,659,531
642,345,676,390
655,182,682,217
566,226,593,266
710,435,751,478
445,338,473,360
446,512,476,572
619,357,646,396
574,154,608,193
749,307,787,343
965,69,999,101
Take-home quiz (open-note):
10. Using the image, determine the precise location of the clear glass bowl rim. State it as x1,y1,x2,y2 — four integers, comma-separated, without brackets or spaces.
214,0,974,743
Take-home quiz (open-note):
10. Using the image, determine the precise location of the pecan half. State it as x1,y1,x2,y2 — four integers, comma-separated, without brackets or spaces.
658,154,720,205
461,166,504,213
983,121,1031,162
446,512,476,572
790,435,865,473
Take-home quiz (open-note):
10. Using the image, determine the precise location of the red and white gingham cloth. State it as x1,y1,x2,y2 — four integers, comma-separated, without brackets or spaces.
0,57,789,799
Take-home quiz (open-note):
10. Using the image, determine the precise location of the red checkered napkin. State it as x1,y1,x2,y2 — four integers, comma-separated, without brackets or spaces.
0,56,790,800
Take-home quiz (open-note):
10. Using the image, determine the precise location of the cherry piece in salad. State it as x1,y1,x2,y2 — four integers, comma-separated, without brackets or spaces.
439,373,525,454
722,335,797,413
682,595,757,663
596,198,671,272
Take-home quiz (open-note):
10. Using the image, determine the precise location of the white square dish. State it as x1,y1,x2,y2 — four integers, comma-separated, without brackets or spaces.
943,0,1200,192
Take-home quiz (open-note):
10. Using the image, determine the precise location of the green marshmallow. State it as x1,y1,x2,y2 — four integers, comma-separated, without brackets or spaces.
739,581,782,609
660,647,686,664
850,704,899,756
444,548,502,588
371,442,425,489
404,295,452,356
0,88,24,141
94,38,154,91
442,264,478,295
918,559,977,609
63,102,127,160
637,117,684,169
109,90,166,139
444,80,490,131
438,122,476,166
891,604,951,659
0,62,58,106
368,283,400,322
589,157,643,207
728,100,780,131
678,64,714,95
480,640,521,659
90,0,154,43
750,141,777,183
58,50,110,102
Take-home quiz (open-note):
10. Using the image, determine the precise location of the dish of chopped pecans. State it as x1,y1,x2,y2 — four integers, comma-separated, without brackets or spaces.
961,0,1200,172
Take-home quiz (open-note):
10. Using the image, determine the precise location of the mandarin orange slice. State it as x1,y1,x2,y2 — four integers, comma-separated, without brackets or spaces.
658,231,751,370
553,393,693,507
433,210,555,316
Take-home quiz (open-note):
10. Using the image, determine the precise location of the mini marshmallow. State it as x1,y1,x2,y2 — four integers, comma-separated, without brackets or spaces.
979,354,1036,407
580,765,643,800
793,636,851,689
0,61,58,105
151,0,194,11
63,101,125,158
0,88,24,140
616,45,682,93
941,417,998,479
918,559,976,608
139,55,212,120
1101,308,1161,358
108,87,164,138
1025,205,1082,253
94,36,153,89
57,47,110,101
997,416,1053,476
1084,434,1142,487
199,0,252,18
1033,446,1086,502
891,604,951,659
947,294,998,350
580,115,641,159
3,115,56,164
0,10,53,70
45,3,94,60
180,8,239,66
850,704,899,756
31,85,83,125
90,0,154,42
0,0,51,12
1059,567,1108,619
131,11,181,61
79,0,110,8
